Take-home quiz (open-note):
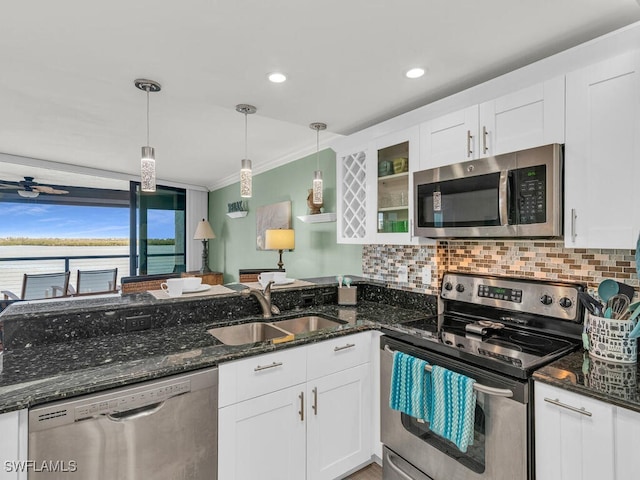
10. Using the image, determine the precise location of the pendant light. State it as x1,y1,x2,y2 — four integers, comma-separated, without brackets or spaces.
236,104,257,198
135,79,161,192
309,122,327,205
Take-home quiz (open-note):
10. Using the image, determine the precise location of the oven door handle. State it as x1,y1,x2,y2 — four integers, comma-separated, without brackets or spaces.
386,452,416,480
384,345,514,398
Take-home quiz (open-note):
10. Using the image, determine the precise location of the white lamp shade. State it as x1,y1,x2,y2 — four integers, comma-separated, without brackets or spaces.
194,218,216,240
264,229,295,250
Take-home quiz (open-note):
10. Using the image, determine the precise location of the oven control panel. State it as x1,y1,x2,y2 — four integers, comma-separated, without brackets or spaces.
441,273,582,322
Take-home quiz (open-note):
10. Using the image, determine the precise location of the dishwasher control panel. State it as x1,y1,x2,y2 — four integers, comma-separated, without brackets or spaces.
75,380,191,420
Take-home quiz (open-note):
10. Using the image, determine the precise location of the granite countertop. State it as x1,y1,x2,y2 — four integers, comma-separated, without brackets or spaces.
533,350,640,413
0,282,432,413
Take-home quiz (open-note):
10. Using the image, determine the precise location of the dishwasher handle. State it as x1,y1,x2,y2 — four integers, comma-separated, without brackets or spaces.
106,401,165,422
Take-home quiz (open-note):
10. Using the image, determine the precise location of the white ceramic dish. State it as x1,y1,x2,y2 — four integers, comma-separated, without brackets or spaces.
274,278,295,285
183,284,212,294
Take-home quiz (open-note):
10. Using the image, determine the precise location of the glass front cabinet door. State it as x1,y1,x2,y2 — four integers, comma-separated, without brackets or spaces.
371,126,428,245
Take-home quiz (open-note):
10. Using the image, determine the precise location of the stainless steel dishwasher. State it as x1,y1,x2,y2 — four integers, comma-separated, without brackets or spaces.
28,367,218,480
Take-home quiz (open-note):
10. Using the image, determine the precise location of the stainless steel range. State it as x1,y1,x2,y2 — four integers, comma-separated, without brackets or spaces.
380,272,585,480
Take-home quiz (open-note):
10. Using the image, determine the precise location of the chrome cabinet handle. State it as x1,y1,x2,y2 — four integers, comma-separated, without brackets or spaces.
254,361,283,372
299,392,305,421
467,130,473,157
334,343,356,352
312,387,318,415
386,452,414,480
544,397,592,417
571,208,577,242
482,125,489,154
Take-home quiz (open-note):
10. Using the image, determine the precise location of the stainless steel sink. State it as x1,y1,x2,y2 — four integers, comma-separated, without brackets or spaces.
208,315,345,345
272,316,343,334
207,322,289,345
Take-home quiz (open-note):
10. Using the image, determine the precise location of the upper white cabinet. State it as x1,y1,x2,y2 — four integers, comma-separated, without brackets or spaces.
336,127,427,245
336,145,370,244
564,50,640,249
420,78,565,170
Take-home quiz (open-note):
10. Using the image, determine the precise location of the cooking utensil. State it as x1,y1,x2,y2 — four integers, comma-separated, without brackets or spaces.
606,294,630,320
343,277,352,288
578,292,603,316
336,275,343,288
598,279,619,304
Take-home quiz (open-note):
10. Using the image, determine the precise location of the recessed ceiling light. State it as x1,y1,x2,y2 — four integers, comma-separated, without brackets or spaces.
268,72,287,83
405,68,425,79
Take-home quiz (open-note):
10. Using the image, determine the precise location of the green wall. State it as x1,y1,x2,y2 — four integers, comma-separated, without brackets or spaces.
208,149,362,283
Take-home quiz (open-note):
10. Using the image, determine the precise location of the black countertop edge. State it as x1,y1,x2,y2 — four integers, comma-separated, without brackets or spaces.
533,350,640,413
0,299,434,414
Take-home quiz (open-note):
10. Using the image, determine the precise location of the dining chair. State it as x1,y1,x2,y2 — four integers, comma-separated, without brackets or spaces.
1,272,71,301
73,268,118,295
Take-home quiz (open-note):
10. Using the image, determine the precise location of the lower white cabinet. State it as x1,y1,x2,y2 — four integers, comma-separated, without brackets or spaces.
0,409,28,480
218,332,373,480
534,381,640,480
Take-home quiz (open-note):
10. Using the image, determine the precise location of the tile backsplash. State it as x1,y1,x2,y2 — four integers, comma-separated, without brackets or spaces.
362,240,638,300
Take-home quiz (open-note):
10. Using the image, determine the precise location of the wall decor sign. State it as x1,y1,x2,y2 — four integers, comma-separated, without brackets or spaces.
256,200,291,250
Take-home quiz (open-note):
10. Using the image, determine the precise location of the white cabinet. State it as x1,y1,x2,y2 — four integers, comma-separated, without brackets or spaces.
336,127,427,245
218,332,373,480
306,364,371,480
336,145,370,244
535,382,614,480
420,78,565,170
535,381,640,480
564,50,640,249
0,409,28,480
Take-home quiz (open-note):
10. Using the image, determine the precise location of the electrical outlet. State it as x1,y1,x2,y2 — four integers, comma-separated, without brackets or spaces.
125,314,152,332
422,266,432,286
397,265,408,283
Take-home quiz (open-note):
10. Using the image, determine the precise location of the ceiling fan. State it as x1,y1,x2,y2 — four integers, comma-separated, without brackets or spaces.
0,176,69,198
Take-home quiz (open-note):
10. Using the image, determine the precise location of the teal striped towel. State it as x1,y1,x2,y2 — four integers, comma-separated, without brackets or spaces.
389,351,432,420
429,365,477,453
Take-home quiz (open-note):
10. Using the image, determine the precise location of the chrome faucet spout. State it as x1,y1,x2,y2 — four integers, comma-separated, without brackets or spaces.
241,281,278,318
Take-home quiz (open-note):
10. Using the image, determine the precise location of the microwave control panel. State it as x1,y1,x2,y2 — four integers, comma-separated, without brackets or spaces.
514,164,546,224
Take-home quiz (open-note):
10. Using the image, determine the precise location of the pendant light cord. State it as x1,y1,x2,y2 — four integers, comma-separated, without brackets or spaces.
146,86,150,147
316,127,320,169
244,112,248,160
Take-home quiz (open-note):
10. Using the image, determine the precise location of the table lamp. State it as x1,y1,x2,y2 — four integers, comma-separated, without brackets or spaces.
264,229,295,270
194,218,216,273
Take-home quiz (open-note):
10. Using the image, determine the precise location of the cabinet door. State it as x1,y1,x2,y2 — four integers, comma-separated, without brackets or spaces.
336,147,371,244
534,382,615,480
218,386,306,480
0,409,28,480
614,406,640,480
306,364,372,480
420,105,479,169
479,77,565,157
565,50,640,248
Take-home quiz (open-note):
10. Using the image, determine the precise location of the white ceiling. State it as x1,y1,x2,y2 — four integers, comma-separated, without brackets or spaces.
1,0,639,191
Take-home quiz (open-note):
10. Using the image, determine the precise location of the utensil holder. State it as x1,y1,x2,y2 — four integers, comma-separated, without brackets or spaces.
338,286,357,306
586,312,637,363
587,356,638,401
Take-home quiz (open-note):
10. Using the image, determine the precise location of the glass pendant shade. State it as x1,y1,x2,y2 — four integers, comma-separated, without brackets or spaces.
240,158,252,198
141,146,156,192
312,170,323,204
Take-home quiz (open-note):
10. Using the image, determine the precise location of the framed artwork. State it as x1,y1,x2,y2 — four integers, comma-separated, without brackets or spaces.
256,200,291,250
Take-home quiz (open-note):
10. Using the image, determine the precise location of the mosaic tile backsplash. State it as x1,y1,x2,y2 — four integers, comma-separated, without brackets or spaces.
362,240,639,300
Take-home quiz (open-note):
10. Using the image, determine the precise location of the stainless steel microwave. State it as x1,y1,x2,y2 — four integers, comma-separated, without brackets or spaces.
413,144,563,238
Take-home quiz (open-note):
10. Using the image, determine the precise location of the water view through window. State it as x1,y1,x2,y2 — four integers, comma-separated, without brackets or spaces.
0,183,186,294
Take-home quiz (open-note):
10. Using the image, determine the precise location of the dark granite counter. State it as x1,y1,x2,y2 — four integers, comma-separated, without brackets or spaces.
0,278,436,413
533,350,640,413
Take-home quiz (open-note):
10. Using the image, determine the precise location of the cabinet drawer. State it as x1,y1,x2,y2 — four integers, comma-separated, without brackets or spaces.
219,347,306,406
307,332,371,380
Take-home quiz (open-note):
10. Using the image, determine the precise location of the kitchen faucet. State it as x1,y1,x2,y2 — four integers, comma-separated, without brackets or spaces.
241,281,280,318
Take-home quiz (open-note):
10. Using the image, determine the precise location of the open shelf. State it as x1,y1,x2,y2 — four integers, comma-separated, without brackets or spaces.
296,213,337,223
226,211,248,218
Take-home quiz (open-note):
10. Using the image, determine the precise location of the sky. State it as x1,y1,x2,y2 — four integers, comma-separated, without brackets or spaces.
0,202,175,239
